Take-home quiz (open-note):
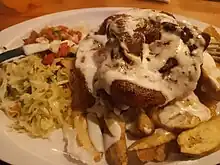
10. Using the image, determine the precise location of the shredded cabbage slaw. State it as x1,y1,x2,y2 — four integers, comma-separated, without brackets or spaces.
0,55,73,138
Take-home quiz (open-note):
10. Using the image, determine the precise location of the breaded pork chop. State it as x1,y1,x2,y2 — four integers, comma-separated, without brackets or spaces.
111,80,166,108
75,9,210,108
70,59,95,110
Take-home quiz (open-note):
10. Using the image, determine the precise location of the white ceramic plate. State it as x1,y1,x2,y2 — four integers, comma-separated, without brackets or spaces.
0,7,219,165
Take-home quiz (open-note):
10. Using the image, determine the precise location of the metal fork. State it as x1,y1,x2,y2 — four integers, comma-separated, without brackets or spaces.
207,41,220,63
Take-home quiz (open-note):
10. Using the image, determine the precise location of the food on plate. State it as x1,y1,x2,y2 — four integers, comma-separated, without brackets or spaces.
2,8,220,165
126,109,154,137
76,9,210,108
70,59,96,110
136,144,168,163
87,113,104,152
198,52,220,100
194,89,218,117
0,25,84,138
128,128,176,151
23,26,82,45
201,26,220,100
24,25,83,65
204,26,220,64
204,26,220,43
0,55,73,138
104,113,128,165
152,92,211,131
73,113,103,162
177,115,220,156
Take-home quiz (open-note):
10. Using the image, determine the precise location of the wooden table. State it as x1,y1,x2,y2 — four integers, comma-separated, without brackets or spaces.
0,0,219,31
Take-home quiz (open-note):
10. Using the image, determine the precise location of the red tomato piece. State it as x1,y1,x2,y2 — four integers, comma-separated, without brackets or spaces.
47,28,57,40
42,53,55,65
23,30,39,45
58,25,68,31
57,42,70,57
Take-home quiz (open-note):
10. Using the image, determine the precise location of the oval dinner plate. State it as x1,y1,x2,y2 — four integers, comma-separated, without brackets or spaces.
0,7,219,165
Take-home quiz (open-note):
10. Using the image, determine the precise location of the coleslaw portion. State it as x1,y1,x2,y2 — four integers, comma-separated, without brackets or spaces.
0,55,73,138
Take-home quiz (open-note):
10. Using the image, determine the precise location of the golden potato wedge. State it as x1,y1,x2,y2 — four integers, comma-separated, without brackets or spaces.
137,110,155,135
150,93,211,132
195,88,218,118
137,141,179,163
126,121,144,138
126,109,154,138
123,108,142,137
73,114,102,162
128,128,176,151
104,113,128,165
203,26,220,41
199,52,220,101
147,108,162,128
177,115,220,156
149,107,201,132
136,144,168,163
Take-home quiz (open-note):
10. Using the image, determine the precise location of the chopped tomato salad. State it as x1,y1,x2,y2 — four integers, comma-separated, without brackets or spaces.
23,25,82,65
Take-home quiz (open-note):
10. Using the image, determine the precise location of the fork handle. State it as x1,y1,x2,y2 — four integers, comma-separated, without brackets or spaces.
0,47,24,63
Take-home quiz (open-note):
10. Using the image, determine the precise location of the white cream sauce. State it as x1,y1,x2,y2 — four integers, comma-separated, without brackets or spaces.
87,113,104,152
64,127,107,165
103,133,120,151
93,32,202,103
122,9,176,24
75,38,100,93
36,37,49,44
104,118,121,137
75,9,205,105
143,127,153,134
103,114,122,150
159,92,211,124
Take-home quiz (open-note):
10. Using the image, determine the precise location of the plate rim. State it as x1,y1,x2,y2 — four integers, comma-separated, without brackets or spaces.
0,7,219,165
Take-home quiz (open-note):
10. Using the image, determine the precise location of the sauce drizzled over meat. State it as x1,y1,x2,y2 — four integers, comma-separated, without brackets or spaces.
75,9,210,106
